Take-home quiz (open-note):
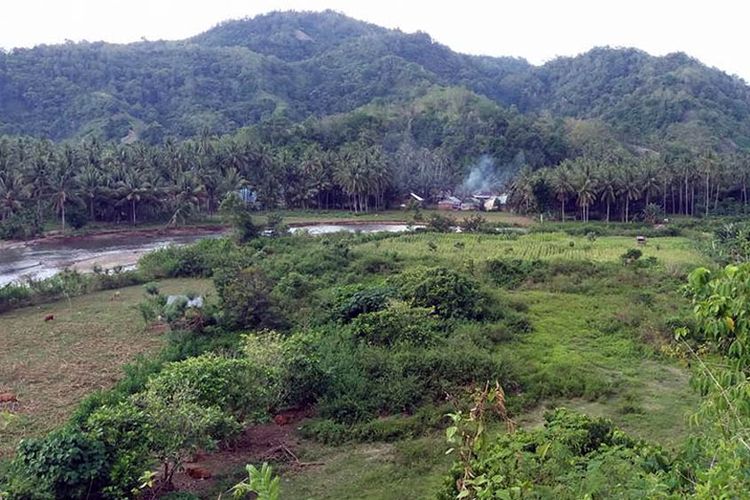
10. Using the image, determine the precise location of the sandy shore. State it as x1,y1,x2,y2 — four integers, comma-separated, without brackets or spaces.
1,225,228,248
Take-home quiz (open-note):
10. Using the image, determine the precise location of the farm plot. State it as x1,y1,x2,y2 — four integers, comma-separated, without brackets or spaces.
358,232,706,267
0,277,213,458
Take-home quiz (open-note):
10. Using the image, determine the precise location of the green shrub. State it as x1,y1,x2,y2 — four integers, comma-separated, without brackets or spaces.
460,214,486,233
14,427,108,499
426,213,455,232
621,248,643,264
438,408,673,499
332,284,395,322
299,419,350,445
395,266,484,319
485,258,545,288
146,353,278,421
83,402,152,499
278,330,329,407
350,302,440,347
214,266,284,330
134,388,240,488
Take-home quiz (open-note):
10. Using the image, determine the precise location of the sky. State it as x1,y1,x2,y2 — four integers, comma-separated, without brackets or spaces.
1,0,749,80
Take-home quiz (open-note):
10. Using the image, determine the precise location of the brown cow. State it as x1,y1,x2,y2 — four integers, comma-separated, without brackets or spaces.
44,314,54,322
0,393,18,403
273,414,290,426
185,466,212,480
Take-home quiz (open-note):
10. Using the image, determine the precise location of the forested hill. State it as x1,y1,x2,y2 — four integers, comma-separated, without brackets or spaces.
1,9,749,152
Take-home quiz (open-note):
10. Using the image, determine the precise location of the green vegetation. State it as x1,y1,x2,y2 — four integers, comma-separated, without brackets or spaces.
0,278,213,458
3,13,750,238
0,220,718,499
3,11,750,496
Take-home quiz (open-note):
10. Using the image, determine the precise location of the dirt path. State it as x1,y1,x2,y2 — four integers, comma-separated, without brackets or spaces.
171,408,313,498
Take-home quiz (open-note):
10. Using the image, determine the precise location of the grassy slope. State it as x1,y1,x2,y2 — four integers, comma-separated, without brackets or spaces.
276,232,702,499
0,277,213,458
0,228,703,497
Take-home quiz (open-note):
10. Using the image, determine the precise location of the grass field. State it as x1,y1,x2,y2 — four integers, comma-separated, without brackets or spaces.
0,224,705,497
358,231,706,267
510,291,698,448
255,209,534,227
261,287,698,499
0,277,213,458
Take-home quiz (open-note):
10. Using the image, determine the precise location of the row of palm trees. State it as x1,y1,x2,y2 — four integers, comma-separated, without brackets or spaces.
509,152,750,222
0,135,394,232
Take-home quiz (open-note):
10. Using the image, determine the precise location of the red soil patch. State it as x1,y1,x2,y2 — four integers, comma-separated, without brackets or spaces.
170,408,314,497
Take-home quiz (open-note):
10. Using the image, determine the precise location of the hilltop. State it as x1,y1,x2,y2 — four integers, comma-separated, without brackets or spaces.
0,10,749,153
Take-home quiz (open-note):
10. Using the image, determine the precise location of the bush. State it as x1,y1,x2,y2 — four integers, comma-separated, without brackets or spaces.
276,330,329,407
332,284,395,322
350,302,440,347
485,258,545,288
83,402,152,499
621,248,643,264
0,209,43,240
460,214,486,233
395,267,484,319
145,353,279,421
438,408,673,499
214,266,284,330
138,238,235,279
316,337,517,425
221,192,260,243
426,213,455,233
14,427,108,499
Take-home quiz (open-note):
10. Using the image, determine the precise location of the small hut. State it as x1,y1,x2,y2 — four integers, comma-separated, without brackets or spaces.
438,196,461,211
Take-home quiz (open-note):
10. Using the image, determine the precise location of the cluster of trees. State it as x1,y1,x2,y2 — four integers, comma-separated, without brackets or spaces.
2,10,749,153
0,87,571,236
509,150,750,222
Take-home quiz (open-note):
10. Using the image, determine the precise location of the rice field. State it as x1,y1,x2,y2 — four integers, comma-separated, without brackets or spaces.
356,231,706,267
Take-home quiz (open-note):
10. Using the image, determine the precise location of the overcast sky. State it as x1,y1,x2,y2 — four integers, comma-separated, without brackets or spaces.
1,0,748,80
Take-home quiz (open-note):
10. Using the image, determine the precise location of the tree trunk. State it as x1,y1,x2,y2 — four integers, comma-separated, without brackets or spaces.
132,199,137,225
61,202,66,232
705,175,710,217
714,182,720,211
606,200,610,223
691,184,695,216
625,198,629,223
671,186,675,214
561,197,566,222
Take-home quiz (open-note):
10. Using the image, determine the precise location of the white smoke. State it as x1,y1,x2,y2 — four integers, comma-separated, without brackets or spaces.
457,152,526,196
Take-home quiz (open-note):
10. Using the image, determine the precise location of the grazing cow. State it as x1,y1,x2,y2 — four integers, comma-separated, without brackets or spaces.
185,466,212,480
273,414,290,426
0,393,17,403
44,314,54,322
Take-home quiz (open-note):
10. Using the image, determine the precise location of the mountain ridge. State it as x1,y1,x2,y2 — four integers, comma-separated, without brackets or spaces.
0,9,748,153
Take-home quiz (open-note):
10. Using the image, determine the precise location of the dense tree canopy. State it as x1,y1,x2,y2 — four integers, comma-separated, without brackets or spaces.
1,10,750,151
2,10,750,233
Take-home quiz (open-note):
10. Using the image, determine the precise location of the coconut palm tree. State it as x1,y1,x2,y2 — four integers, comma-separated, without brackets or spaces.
77,167,102,220
639,156,660,207
0,171,29,220
572,159,597,222
49,164,79,232
597,166,619,223
168,173,204,226
116,169,155,225
508,167,537,214
550,161,574,221
619,167,641,223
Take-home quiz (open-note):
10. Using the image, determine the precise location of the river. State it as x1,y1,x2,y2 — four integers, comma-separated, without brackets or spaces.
0,223,418,286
